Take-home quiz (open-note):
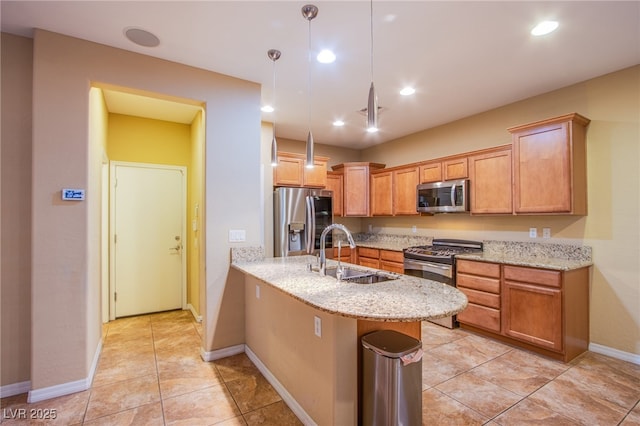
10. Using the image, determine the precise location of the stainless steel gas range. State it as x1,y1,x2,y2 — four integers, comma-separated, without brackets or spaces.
403,239,483,328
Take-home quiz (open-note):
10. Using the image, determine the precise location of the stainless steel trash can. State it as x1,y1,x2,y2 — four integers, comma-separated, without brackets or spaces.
362,329,423,426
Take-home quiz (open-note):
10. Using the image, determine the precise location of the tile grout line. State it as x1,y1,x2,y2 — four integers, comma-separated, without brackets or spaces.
150,316,168,426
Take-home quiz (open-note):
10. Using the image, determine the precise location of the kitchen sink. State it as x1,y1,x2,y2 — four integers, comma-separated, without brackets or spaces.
324,266,400,284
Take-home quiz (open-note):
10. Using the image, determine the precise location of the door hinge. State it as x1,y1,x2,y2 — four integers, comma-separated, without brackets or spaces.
114,292,117,302
114,234,117,244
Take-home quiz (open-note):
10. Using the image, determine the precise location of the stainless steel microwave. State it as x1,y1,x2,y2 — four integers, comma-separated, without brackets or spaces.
416,179,469,213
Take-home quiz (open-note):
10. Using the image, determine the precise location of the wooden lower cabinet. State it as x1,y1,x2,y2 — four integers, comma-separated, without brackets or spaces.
357,247,404,273
332,246,353,263
357,247,380,269
379,250,404,274
456,260,501,332
457,260,590,362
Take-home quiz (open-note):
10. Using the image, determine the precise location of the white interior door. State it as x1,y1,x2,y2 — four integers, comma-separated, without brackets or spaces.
110,162,186,318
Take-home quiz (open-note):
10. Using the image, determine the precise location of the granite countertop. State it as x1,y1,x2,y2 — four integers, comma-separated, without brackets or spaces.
343,233,593,271
231,254,468,322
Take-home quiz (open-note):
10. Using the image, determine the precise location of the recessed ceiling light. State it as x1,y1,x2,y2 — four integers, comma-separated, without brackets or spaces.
333,120,345,127
531,20,559,36
124,27,160,47
317,49,336,64
400,87,416,96
261,105,274,113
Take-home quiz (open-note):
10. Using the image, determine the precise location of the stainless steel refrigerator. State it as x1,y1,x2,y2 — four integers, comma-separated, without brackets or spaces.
274,187,333,257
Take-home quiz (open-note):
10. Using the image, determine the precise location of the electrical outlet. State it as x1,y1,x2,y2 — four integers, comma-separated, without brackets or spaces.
411,225,417,234
368,224,373,233
529,227,537,238
542,228,551,238
255,284,260,299
314,316,322,337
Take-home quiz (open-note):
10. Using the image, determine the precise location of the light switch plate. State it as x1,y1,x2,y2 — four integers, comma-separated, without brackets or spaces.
229,229,246,242
529,227,537,238
542,228,551,238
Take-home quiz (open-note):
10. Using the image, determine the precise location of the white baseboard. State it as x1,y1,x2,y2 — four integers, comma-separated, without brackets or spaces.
200,344,245,362
187,304,202,323
0,380,31,398
245,345,316,426
589,342,640,365
28,338,103,403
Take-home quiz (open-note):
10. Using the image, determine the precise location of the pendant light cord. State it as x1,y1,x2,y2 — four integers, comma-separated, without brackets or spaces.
370,0,374,84
307,18,312,133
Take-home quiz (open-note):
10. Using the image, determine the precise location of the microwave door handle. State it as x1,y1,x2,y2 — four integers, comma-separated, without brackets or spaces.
450,184,456,206
305,195,315,254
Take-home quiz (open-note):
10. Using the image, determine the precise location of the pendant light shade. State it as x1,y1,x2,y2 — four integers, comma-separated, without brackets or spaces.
267,48,281,166
302,4,318,169
366,0,379,133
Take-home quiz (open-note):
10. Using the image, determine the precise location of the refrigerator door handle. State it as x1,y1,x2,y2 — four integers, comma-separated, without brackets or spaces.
305,195,315,254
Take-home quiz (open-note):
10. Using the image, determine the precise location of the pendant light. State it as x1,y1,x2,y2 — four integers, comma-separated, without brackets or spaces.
267,49,281,167
366,0,379,133
302,4,318,169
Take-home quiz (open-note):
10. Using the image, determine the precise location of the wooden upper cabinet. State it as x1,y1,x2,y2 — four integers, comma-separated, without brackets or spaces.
332,162,385,217
274,153,303,186
370,170,393,216
419,161,442,183
469,146,513,214
325,171,343,217
273,152,328,188
393,166,420,215
443,157,468,180
419,157,467,183
509,113,590,215
303,157,328,188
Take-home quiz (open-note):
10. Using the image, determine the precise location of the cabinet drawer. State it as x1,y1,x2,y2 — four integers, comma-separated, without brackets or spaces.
358,247,380,259
359,258,380,269
458,287,500,309
504,266,561,288
380,250,403,263
457,273,500,294
457,304,500,332
457,260,500,278
380,260,404,274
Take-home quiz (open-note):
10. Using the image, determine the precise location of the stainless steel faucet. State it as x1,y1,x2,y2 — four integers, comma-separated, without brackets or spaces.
319,224,356,276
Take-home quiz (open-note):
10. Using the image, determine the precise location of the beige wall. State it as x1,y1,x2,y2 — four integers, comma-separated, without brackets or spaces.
1,33,33,389
245,275,357,425
360,65,640,356
22,29,260,395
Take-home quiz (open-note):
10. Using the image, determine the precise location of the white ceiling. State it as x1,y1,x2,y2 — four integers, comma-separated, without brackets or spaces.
2,1,639,149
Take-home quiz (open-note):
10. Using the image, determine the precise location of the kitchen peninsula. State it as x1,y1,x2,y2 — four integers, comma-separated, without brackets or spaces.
230,248,468,425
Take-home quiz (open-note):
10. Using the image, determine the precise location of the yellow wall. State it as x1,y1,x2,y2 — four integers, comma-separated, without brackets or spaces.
360,65,640,356
107,114,191,165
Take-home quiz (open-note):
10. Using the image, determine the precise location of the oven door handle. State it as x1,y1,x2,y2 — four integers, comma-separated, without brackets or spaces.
405,259,451,270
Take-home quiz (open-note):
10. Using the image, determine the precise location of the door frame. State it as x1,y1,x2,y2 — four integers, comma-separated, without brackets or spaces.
108,161,187,320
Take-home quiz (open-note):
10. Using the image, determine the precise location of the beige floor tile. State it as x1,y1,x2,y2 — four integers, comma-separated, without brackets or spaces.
92,348,157,388
428,334,511,370
214,353,262,382
421,351,469,389
1,391,89,425
244,401,303,425
421,321,469,348
435,371,522,418
85,374,161,421
493,398,580,425
470,349,568,396
162,385,241,425
529,374,629,425
158,358,223,399
225,374,282,414
82,402,164,425
421,388,488,425
620,401,640,426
